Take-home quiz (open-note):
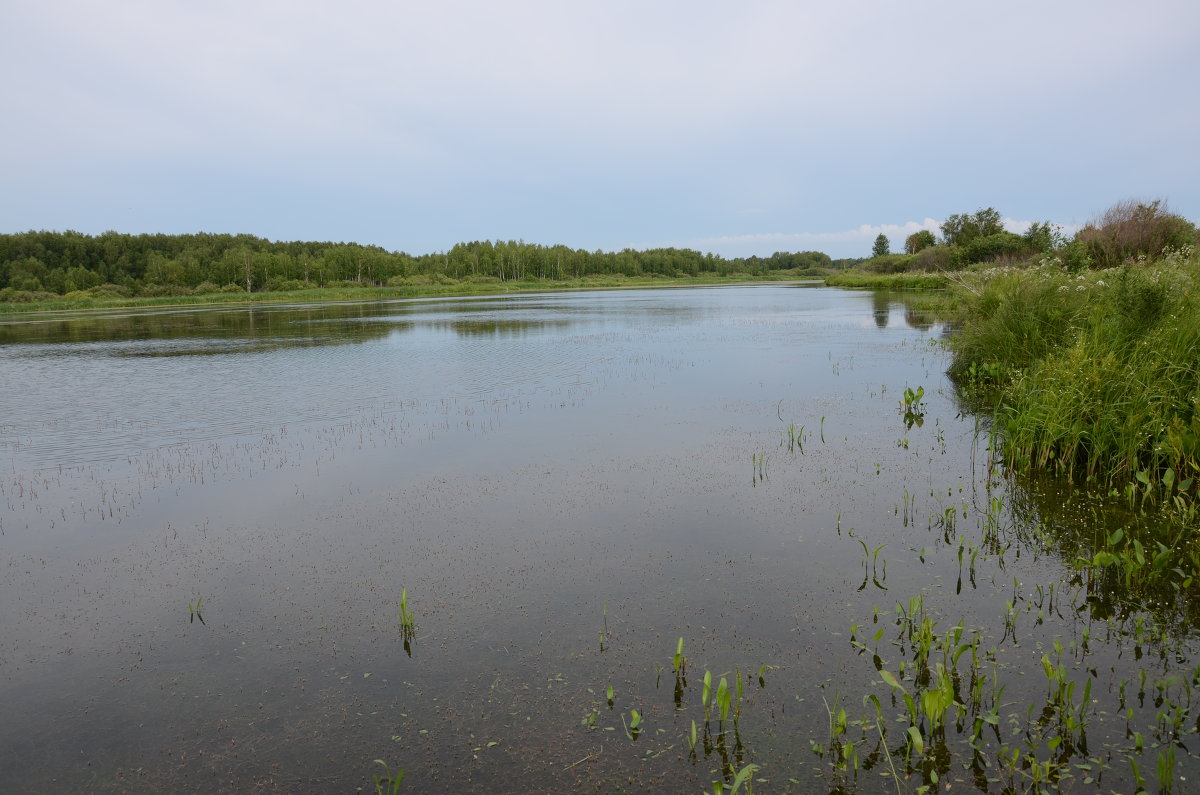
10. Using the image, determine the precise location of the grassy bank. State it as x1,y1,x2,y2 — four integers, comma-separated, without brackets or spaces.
0,272,821,315
947,246,1200,500
823,270,950,290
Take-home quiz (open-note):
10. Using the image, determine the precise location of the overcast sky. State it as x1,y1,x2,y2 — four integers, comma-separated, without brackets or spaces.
2,1,1196,259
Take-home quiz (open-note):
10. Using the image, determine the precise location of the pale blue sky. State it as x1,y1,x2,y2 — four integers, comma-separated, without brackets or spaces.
2,1,1196,259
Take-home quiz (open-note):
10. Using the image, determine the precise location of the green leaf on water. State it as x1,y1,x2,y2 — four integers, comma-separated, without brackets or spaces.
880,670,905,693
907,726,924,755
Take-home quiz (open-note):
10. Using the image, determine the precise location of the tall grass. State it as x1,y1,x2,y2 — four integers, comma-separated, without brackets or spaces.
948,247,1200,496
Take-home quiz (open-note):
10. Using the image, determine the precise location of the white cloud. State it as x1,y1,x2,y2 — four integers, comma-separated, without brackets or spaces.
1003,218,1083,237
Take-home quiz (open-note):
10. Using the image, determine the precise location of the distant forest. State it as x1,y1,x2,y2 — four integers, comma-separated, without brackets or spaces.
0,231,836,299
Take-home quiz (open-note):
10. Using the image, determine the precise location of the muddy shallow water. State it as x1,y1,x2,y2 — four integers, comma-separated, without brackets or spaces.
1,286,1196,792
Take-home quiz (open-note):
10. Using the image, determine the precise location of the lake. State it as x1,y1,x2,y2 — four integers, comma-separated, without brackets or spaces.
1,285,1196,792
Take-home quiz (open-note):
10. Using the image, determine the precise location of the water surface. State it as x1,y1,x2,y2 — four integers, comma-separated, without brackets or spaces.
1,286,1194,792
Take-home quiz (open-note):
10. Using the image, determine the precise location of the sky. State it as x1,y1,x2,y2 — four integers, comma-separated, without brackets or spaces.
2,1,1197,260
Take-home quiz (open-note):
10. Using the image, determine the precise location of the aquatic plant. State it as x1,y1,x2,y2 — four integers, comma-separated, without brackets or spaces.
398,588,416,655
715,676,730,725
672,636,687,675
711,762,757,794
751,452,768,482
187,596,205,625
599,599,608,651
855,538,887,591
372,759,405,794
900,385,926,428
622,708,642,740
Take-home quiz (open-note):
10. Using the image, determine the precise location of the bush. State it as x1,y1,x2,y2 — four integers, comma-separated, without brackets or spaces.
908,245,962,272
0,287,58,303
387,275,431,287
88,283,133,298
1077,199,1195,269
137,284,192,297
962,232,1031,264
863,254,915,274
1055,240,1092,272
261,278,314,293
217,283,245,293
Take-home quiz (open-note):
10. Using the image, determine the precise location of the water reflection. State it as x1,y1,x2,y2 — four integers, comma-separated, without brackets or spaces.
0,303,402,351
437,319,577,338
872,291,891,328
867,290,954,332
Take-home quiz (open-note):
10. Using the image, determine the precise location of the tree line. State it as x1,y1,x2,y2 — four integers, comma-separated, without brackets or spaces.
0,231,834,299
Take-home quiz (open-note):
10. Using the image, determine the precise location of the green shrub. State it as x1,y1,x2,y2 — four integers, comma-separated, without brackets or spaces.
908,245,962,271
862,253,915,274
962,231,1030,264
388,274,431,286
261,278,314,293
0,287,58,303
137,284,192,297
89,283,133,298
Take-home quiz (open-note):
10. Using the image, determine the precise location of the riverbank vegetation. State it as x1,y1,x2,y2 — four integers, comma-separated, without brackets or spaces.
950,243,1200,495
945,200,1199,513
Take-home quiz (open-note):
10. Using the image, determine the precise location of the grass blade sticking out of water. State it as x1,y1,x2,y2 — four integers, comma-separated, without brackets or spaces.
599,599,608,651
188,596,205,625
398,588,416,655
372,759,405,795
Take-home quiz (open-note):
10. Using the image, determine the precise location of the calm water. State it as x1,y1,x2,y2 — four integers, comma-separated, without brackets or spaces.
0,286,1195,792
